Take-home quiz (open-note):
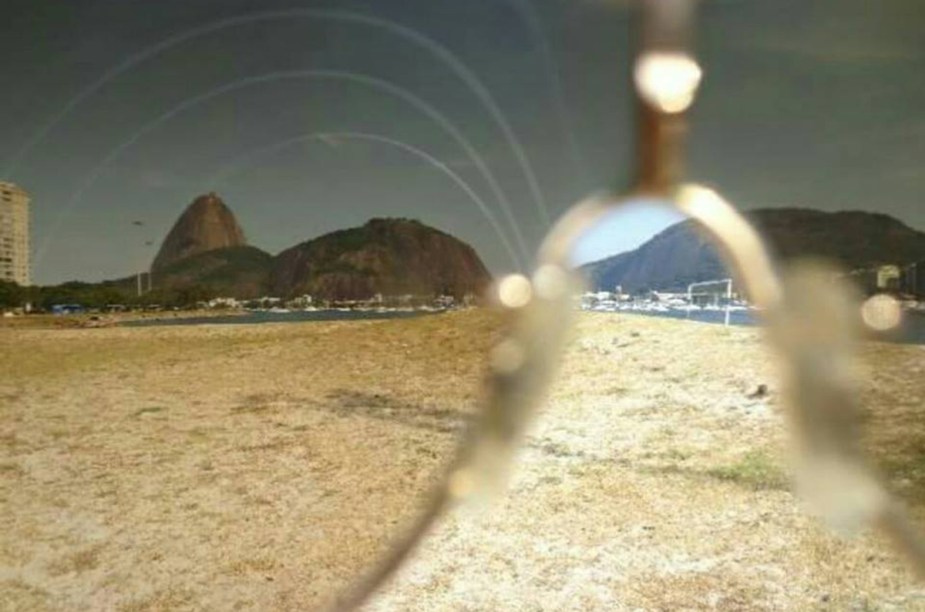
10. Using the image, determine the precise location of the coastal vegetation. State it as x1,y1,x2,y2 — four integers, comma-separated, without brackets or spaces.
0,278,217,311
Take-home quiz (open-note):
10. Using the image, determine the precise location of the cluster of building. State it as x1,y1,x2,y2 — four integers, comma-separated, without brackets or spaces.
199,292,472,312
584,264,925,317
0,182,30,286
845,263,925,299
580,280,750,315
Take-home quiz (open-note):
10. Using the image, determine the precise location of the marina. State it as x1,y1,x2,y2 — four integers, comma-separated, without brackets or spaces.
580,295,925,344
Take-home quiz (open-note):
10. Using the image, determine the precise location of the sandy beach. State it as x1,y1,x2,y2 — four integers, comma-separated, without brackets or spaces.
2,311,924,610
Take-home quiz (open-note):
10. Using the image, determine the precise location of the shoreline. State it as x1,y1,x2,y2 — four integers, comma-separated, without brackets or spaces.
0,309,247,329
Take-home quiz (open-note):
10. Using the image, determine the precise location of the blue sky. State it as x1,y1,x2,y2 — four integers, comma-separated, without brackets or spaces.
569,200,686,267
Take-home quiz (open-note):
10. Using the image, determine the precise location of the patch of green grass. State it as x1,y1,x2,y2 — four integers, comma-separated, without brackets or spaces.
0,461,24,477
227,556,280,575
0,579,50,608
133,406,165,417
659,447,693,462
238,439,289,452
119,587,195,612
877,447,925,505
231,392,282,414
706,451,789,491
46,545,103,576
881,453,925,480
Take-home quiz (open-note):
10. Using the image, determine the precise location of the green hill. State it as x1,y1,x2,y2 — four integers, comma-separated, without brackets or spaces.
270,218,491,300
153,246,272,298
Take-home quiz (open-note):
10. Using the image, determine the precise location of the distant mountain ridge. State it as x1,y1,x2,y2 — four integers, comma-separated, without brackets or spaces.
584,208,925,293
748,208,925,269
142,195,491,301
271,218,491,300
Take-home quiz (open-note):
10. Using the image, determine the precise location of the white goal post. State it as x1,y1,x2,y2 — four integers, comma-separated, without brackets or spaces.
687,278,733,326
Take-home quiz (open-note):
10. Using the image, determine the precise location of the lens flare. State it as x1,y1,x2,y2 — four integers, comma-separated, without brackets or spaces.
497,274,533,309
860,293,903,332
532,264,570,301
490,338,527,374
634,52,703,114
448,468,477,499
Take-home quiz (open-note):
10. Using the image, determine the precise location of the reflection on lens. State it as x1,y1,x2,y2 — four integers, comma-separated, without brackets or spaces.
491,337,527,374
496,199,808,608
861,293,903,332
445,199,924,610
571,200,753,326
2,191,502,609
497,274,533,309
845,262,925,559
634,52,703,113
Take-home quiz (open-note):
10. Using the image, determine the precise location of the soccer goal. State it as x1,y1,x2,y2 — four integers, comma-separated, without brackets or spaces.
687,278,733,326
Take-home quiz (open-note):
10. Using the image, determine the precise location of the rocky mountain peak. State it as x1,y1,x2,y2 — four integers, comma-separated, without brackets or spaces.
152,193,248,272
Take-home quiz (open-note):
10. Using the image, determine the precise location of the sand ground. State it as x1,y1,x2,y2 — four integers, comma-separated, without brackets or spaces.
2,310,924,610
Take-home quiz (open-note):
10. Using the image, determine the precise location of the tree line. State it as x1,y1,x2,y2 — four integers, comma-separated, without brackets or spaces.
0,279,218,311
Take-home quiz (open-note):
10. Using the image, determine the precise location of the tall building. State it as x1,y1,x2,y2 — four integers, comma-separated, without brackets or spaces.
0,182,30,286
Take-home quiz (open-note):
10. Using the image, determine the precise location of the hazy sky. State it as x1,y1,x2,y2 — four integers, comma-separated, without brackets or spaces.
571,201,685,266
2,0,923,284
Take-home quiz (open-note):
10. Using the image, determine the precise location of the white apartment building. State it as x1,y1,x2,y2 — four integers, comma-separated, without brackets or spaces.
0,182,30,286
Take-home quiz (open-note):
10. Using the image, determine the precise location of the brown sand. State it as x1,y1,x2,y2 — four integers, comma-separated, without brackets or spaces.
2,311,924,610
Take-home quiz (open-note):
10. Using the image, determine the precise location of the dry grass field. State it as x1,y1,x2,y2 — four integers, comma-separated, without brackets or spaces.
2,310,924,610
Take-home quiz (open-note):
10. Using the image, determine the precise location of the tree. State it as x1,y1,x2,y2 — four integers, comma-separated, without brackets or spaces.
0,281,23,308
